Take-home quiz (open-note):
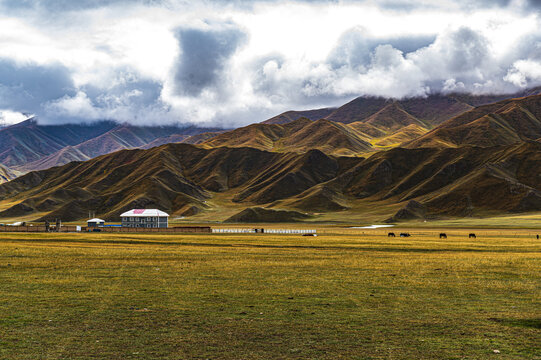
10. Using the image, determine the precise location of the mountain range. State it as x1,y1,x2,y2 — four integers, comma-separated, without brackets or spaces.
3,87,541,173
0,119,221,172
0,89,540,223
0,141,539,223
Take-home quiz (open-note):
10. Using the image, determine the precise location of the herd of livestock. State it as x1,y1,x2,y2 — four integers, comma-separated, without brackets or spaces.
388,232,540,239
387,232,480,238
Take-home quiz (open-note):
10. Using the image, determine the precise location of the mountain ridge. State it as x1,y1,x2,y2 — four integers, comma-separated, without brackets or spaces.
0,120,223,172
3,88,541,175
406,94,541,148
0,141,539,222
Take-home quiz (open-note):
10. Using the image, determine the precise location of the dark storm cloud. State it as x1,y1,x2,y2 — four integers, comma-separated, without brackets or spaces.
457,0,541,10
524,0,541,10
441,27,489,73
331,0,537,12
0,0,337,13
173,26,247,97
511,32,541,61
0,59,75,113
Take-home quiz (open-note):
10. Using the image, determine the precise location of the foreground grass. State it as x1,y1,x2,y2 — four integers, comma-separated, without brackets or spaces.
0,231,539,359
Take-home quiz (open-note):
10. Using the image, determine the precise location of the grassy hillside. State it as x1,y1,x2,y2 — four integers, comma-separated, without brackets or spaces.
372,124,428,147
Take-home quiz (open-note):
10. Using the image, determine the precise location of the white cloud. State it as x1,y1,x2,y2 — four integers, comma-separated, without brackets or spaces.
505,60,541,87
44,92,101,121
0,0,540,127
0,109,30,125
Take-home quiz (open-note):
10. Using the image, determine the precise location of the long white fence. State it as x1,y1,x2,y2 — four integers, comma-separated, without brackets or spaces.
212,228,316,234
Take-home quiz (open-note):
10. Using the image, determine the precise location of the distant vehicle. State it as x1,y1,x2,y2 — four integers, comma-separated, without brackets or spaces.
9,222,26,226
302,233,317,237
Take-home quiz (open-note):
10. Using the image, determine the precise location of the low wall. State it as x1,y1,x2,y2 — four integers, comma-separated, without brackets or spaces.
85,226,212,233
0,225,211,233
212,228,317,234
0,225,80,233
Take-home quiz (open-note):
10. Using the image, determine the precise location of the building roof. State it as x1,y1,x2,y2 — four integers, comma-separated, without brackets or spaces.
87,218,105,223
120,209,169,217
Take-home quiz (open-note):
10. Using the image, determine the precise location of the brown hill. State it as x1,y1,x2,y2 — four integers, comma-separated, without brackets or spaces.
0,140,540,222
202,118,373,155
15,123,220,172
231,149,344,204
279,119,372,155
142,134,191,149
4,88,541,174
0,145,354,221
325,142,541,218
321,91,541,126
203,115,434,155
0,119,117,167
18,146,91,172
373,124,428,147
407,95,541,148
264,91,541,132
224,92,540,155
346,122,387,138
262,108,335,124
183,131,226,145
324,94,475,126
272,184,349,212
224,207,311,223
386,200,427,222
0,145,212,221
363,103,428,130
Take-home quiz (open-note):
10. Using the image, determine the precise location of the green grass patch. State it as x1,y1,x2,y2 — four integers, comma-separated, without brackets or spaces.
0,230,539,359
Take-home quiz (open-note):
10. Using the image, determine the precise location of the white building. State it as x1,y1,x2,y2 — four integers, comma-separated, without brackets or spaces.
120,209,169,228
87,218,105,227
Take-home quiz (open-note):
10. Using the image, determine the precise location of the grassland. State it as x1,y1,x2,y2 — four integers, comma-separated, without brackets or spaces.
0,228,539,359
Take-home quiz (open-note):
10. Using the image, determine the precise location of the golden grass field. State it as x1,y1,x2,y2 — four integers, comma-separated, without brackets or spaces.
0,227,539,359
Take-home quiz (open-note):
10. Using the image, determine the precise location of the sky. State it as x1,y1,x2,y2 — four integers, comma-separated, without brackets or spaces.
0,0,540,127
